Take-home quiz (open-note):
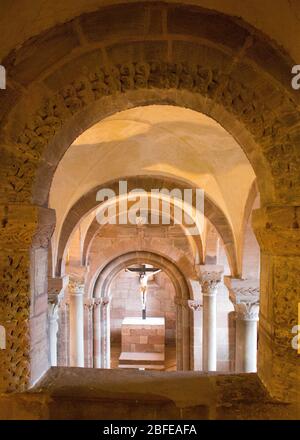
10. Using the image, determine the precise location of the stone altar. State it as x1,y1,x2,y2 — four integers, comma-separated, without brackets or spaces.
119,317,165,369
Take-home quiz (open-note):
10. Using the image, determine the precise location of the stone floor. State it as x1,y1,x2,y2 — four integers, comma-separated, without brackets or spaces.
0,368,298,420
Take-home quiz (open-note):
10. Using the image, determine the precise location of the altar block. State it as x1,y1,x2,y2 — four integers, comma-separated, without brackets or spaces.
119,317,165,369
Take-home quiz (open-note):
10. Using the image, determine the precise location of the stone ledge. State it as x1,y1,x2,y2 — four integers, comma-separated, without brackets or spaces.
0,367,297,420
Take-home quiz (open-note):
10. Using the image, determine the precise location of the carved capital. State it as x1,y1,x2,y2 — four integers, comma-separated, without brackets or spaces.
101,296,110,307
69,278,85,295
234,300,259,321
48,275,69,304
198,264,223,295
93,298,102,309
188,300,202,311
224,277,260,321
84,298,94,311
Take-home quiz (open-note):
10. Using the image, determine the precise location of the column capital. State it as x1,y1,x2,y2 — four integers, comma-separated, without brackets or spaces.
101,296,111,307
188,300,202,311
48,275,69,304
93,298,102,308
224,277,260,321
198,264,223,295
69,278,85,295
84,298,94,311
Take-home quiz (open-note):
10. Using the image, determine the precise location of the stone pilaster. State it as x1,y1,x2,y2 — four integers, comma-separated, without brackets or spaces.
0,204,55,392
252,205,300,403
198,265,223,372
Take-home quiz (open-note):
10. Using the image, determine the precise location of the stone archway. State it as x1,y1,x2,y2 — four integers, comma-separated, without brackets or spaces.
0,2,298,402
55,176,238,277
92,251,197,371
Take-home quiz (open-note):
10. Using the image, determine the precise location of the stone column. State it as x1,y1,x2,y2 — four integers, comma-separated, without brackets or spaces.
225,278,259,373
101,297,111,369
57,301,69,366
48,275,69,367
93,299,102,368
199,265,223,372
188,300,202,371
69,280,85,367
48,301,59,366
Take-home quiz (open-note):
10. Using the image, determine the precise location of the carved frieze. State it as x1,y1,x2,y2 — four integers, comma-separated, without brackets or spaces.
3,60,297,203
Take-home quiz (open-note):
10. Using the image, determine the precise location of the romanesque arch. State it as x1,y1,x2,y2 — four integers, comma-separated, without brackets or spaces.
55,176,238,277
92,250,196,370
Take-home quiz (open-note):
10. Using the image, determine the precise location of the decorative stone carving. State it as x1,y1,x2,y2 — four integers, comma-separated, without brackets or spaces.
84,298,94,311
188,300,202,311
224,277,260,321
69,278,85,295
5,59,298,204
48,275,69,304
93,298,102,308
197,264,223,295
230,287,260,321
101,296,110,307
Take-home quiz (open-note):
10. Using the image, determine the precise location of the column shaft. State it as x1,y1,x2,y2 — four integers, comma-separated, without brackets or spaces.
202,292,217,371
101,299,110,368
48,305,59,366
236,318,258,372
93,301,101,368
69,291,84,367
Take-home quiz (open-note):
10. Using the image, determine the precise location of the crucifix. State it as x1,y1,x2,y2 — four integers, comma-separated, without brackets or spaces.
126,264,161,319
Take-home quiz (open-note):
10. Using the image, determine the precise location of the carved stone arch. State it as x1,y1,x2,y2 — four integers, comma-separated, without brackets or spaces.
93,251,193,300
87,242,199,299
92,250,197,370
55,176,238,277
1,3,299,207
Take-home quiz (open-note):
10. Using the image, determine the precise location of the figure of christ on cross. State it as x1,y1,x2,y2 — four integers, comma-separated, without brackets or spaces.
126,265,161,319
